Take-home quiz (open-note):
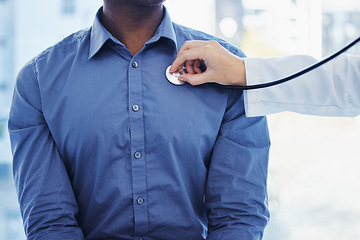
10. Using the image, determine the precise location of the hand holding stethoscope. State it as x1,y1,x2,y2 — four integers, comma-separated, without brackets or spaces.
166,37,360,90
168,40,247,87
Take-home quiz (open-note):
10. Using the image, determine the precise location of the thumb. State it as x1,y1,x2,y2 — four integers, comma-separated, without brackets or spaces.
179,72,212,86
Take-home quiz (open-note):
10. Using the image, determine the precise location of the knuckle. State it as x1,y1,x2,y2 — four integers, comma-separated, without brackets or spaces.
209,40,218,46
204,44,211,50
184,40,192,46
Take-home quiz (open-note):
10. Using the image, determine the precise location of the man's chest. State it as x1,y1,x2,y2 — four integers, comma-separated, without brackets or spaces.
40,57,228,167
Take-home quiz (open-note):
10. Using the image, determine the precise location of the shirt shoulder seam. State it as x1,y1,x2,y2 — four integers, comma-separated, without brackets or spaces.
34,28,91,63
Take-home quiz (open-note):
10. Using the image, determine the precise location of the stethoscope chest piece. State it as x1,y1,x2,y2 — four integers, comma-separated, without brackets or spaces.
165,65,185,85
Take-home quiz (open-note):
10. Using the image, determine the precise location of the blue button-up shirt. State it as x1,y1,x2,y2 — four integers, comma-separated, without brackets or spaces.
9,6,270,240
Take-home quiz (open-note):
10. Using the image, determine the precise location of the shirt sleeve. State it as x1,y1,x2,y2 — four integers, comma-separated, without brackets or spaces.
243,54,360,117
205,87,271,239
8,59,84,240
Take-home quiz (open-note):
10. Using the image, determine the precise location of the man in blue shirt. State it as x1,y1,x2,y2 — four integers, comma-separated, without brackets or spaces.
8,1,271,239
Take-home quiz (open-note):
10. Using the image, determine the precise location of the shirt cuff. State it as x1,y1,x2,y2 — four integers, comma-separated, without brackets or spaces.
243,58,264,117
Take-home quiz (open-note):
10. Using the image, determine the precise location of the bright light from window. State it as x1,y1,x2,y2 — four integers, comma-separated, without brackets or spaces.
219,17,238,38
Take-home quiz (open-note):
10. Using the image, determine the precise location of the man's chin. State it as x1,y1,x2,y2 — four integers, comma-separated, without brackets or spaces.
133,0,166,7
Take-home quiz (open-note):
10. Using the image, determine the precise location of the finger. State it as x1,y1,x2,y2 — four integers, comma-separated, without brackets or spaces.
170,48,207,73
177,40,210,56
170,41,212,73
169,58,186,74
185,60,196,74
170,51,196,73
193,59,203,74
178,40,219,57
179,71,211,86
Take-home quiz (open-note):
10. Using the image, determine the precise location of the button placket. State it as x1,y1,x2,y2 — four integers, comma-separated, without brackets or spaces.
128,57,149,236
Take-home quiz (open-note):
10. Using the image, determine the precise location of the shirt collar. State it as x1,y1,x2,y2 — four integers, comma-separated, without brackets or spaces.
89,6,178,59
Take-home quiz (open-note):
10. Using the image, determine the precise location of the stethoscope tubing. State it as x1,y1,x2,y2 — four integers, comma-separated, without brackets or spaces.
212,36,360,91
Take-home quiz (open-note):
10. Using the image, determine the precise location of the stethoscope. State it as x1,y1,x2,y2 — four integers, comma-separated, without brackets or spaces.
166,36,360,90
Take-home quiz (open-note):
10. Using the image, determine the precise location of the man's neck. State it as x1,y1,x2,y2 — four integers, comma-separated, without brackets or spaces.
102,1,164,56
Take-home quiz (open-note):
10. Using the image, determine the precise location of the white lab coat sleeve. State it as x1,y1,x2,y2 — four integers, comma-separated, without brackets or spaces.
243,54,360,117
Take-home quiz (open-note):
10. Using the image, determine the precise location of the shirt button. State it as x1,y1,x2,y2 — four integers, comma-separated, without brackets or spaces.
134,151,141,159
132,61,138,68
132,104,139,112
137,197,144,205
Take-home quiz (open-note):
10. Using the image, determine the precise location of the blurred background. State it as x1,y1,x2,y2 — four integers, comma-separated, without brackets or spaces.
0,0,359,239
